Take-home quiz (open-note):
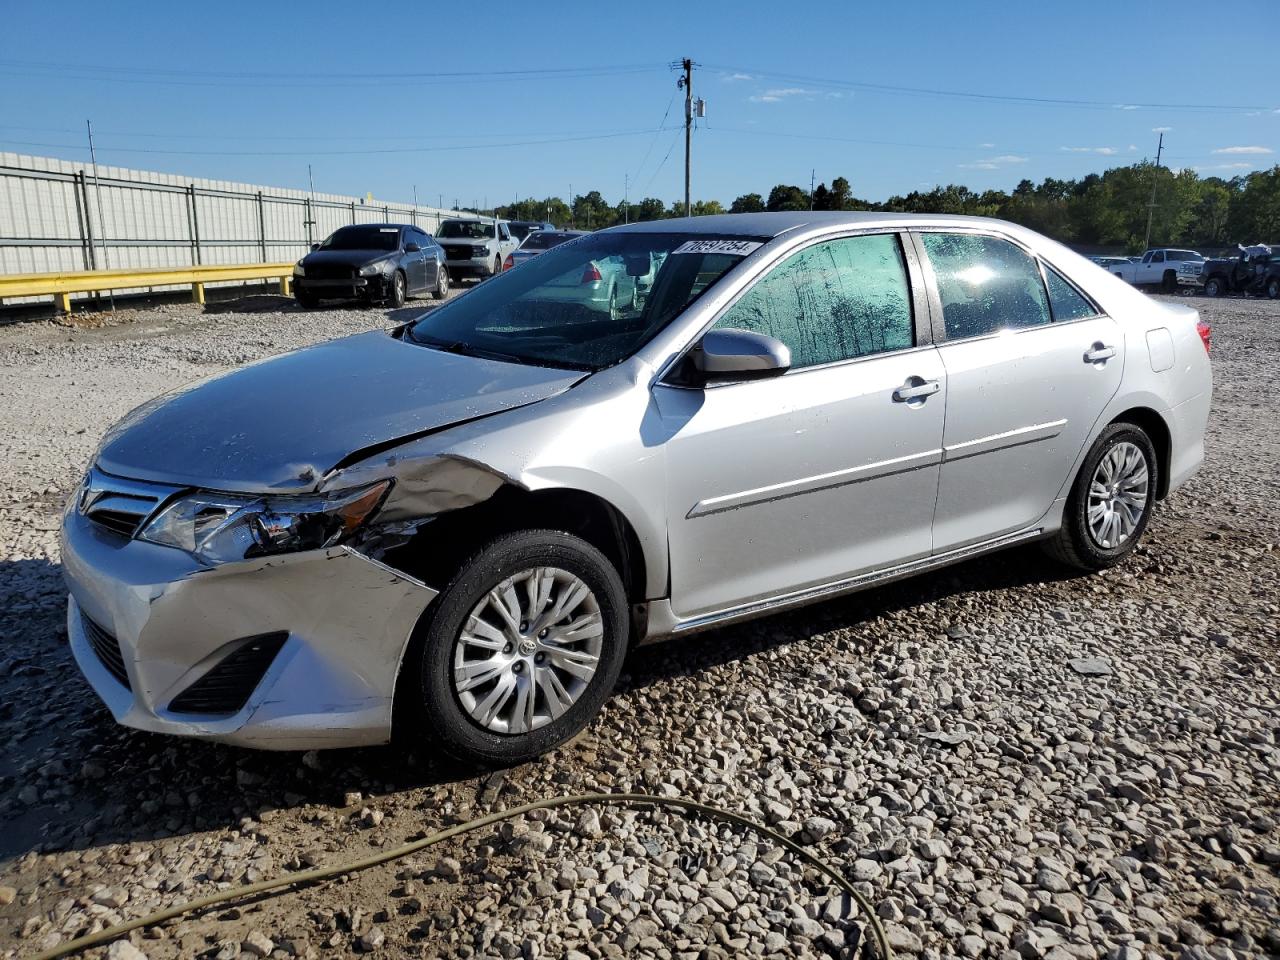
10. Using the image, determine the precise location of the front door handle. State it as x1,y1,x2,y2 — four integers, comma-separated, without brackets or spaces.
893,378,941,403
1084,343,1116,363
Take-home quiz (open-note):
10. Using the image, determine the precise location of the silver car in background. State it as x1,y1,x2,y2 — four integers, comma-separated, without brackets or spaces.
504,229,588,272
62,212,1212,764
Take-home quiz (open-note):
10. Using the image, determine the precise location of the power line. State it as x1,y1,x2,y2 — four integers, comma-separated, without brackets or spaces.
705,63,1276,113
642,129,683,193
0,128,677,158
630,90,679,189
0,61,657,89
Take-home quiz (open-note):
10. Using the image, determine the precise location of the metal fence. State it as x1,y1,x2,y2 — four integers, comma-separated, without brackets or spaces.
0,152,464,303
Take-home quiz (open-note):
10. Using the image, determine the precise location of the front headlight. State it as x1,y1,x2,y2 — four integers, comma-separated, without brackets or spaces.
139,481,390,564
359,261,392,276
293,263,305,277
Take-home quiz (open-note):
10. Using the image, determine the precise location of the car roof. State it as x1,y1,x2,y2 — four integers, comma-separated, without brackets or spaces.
604,211,1034,237
337,222,412,230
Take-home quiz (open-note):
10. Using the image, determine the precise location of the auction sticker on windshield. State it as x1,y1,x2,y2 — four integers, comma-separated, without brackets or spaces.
671,239,763,256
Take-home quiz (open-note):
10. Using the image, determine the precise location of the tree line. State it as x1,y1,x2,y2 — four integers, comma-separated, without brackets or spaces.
491,163,1280,253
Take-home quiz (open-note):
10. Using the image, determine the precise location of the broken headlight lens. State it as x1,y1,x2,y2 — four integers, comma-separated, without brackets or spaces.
139,481,390,564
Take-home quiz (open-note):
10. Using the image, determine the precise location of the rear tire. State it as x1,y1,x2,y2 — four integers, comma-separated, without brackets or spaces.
402,530,628,766
1043,423,1158,572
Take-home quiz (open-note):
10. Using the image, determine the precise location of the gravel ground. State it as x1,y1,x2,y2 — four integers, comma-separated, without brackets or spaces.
0,293,1277,960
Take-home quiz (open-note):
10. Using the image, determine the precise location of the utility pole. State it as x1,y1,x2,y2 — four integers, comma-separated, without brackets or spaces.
1143,131,1164,251
305,164,318,247
809,169,816,211
679,57,693,218
86,120,115,311
624,172,629,224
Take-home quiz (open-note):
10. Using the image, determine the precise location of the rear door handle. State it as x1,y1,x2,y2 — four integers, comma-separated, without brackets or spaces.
893,378,941,402
1084,343,1116,363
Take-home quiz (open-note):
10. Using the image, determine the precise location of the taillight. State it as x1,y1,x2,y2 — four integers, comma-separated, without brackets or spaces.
1196,319,1211,356
503,254,514,271
581,263,602,284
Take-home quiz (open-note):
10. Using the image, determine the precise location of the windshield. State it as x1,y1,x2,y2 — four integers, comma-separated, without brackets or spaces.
438,220,496,240
407,231,761,370
520,231,577,251
320,226,401,251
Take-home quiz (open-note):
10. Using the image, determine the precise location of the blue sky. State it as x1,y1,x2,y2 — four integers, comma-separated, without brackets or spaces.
2,0,1276,208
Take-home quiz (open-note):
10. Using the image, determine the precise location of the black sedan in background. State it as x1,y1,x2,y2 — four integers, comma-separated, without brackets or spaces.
293,224,449,308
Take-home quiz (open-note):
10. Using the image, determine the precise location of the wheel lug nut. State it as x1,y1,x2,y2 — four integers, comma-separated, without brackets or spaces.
539,628,548,638
519,621,528,632
535,653,545,664
512,662,523,673
503,643,512,654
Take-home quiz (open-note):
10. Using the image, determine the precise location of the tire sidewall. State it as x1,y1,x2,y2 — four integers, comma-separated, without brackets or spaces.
1066,424,1158,568
1205,277,1222,297
411,530,628,765
389,270,406,307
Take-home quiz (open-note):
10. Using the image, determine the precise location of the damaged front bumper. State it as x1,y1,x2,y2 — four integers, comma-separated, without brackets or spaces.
61,506,437,750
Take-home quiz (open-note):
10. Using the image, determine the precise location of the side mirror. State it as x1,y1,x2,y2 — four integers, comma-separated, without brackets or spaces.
404,242,421,253
690,329,790,383
311,243,320,251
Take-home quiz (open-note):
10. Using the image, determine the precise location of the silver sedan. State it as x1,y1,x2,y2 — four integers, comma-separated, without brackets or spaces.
62,212,1212,763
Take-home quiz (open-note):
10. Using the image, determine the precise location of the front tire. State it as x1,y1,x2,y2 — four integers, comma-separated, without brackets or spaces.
1268,278,1280,300
405,530,628,766
1044,423,1157,571
294,291,319,309
432,267,450,300
1161,270,1177,293
1204,276,1224,298
386,270,407,308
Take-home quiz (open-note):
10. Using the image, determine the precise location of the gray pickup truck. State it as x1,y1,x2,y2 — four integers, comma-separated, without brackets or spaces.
435,218,520,282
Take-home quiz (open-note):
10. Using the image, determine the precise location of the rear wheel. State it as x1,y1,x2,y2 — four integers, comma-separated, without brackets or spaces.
403,530,628,766
433,267,450,300
1044,423,1157,571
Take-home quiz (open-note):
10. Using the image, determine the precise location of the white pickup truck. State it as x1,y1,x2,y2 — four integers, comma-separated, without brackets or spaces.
1103,249,1204,290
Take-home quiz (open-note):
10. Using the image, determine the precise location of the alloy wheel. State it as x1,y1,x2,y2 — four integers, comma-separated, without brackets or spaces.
452,566,603,735
1086,441,1149,549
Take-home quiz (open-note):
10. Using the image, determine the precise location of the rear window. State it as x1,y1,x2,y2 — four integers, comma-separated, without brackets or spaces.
521,232,576,251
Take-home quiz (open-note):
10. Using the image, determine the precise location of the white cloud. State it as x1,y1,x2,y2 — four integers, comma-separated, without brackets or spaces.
1113,104,1139,111
1198,162,1254,171
978,142,996,149
748,87,814,103
958,154,1027,170
722,72,753,82
1212,145,1273,155
1060,146,1119,155
1152,126,1172,133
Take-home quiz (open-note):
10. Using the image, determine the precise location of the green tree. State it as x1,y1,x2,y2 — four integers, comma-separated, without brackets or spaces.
730,192,765,213
766,184,810,211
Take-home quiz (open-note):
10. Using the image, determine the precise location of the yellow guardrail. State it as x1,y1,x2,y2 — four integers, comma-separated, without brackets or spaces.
0,263,295,312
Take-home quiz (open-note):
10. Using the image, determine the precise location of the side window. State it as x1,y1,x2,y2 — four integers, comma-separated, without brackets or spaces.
712,234,914,369
919,233,1050,340
1043,265,1098,322
1151,251,1164,263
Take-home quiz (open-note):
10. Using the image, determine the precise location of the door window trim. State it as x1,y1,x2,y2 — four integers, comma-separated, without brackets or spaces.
908,226,1106,346
658,230,933,389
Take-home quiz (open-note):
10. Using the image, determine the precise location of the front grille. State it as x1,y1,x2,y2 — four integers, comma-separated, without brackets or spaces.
82,614,131,690
168,633,288,715
443,245,477,261
308,264,356,281
79,468,182,540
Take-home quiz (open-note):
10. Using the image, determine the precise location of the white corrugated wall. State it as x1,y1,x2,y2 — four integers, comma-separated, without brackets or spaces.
0,152,465,304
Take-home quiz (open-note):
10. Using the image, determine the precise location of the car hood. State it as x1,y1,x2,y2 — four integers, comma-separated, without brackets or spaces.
96,330,584,493
302,249,394,268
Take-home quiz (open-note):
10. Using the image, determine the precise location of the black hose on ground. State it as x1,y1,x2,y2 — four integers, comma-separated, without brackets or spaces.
27,792,892,960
